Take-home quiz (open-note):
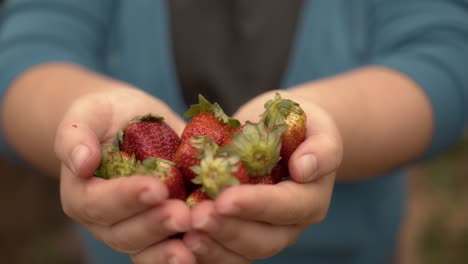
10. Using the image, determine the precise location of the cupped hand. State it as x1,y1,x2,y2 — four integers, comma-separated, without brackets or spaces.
54,86,196,264
183,90,343,263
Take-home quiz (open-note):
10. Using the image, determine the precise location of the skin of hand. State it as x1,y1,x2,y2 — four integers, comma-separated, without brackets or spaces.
54,86,198,264
3,63,431,263
180,66,433,263
182,90,343,263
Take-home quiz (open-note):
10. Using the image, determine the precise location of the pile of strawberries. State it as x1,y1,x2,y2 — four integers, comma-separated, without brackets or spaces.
94,93,306,207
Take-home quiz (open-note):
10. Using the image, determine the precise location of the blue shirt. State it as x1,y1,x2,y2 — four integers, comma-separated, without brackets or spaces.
1,0,467,263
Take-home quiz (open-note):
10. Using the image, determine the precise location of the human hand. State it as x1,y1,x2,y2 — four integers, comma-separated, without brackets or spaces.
183,90,343,263
55,86,196,264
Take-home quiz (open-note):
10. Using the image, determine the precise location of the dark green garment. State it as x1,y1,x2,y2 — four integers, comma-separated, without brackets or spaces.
170,0,302,114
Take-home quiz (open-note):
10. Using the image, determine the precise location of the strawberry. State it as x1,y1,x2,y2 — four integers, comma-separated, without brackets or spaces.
261,93,307,162
186,188,211,208
182,95,240,146
190,150,249,199
118,114,180,161
248,174,276,185
94,144,139,179
134,158,186,200
221,121,286,178
232,160,250,184
222,124,245,146
271,160,289,182
94,144,186,200
249,161,287,184
173,135,219,191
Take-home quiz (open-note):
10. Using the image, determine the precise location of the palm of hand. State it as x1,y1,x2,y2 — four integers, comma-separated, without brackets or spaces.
57,88,342,264
182,89,342,263
56,87,195,264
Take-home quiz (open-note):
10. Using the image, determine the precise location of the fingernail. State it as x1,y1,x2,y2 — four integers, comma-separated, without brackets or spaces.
163,218,189,232
139,187,160,205
168,257,179,264
70,145,90,175
188,240,207,254
297,154,318,182
217,201,240,215
193,214,218,232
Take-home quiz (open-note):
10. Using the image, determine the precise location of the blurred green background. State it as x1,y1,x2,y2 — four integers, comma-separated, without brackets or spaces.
397,132,468,264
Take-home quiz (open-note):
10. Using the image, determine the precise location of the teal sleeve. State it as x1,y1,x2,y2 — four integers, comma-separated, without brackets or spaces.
370,0,468,160
0,0,116,158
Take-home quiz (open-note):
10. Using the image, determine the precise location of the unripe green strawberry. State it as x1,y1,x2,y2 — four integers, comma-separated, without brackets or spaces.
261,93,307,162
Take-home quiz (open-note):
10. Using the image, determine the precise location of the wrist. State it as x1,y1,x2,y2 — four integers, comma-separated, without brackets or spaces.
286,67,433,180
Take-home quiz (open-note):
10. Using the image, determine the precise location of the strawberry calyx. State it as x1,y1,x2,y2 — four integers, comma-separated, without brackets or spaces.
184,94,240,129
135,157,175,179
189,135,219,159
94,144,139,179
221,122,286,177
261,93,303,129
129,113,164,124
190,150,240,199
186,188,210,208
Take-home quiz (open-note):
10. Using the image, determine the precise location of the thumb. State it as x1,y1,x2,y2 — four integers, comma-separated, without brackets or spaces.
54,121,102,178
288,132,343,183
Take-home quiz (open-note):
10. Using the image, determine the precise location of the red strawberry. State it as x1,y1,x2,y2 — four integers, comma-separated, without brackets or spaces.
186,188,211,208
94,145,186,200
94,144,139,179
190,150,249,199
221,121,286,178
173,135,219,190
249,161,287,184
248,175,276,184
186,162,252,208
135,158,186,200
118,114,180,161
182,95,240,146
223,124,245,146
232,160,250,184
94,144,185,199
261,93,307,162
271,160,289,182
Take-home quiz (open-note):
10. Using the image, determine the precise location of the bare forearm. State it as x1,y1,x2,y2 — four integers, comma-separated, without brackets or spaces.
290,66,434,181
1,63,129,176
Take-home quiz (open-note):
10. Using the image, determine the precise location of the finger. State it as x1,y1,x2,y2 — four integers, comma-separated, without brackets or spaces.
214,177,334,225
60,165,168,226
91,200,190,254
184,231,251,264
192,201,300,260
130,239,196,264
289,130,343,183
54,121,102,178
